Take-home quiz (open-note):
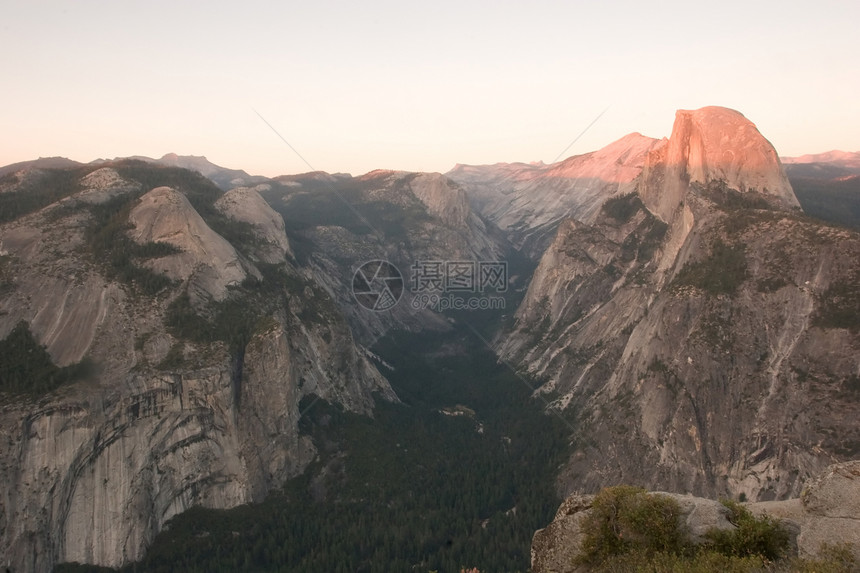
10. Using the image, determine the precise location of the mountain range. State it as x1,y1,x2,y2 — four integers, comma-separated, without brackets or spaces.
0,107,858,572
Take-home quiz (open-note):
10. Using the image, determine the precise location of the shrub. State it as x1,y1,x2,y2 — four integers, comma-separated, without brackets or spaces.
595,548,767,573
575,488,797,572
577,486,687,565
789,543,857,573
704,500,790,560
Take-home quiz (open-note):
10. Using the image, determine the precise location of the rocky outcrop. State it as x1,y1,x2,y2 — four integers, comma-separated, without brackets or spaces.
532,492,736,573
502,107,860,500
75,168,141,204
215,184,294,263
531,461,860,572
449,133,661,257
409,172,471,228
0,164,394,572
406,172,501,259
128,186,249,301
0,209,123,368
748,460,860,559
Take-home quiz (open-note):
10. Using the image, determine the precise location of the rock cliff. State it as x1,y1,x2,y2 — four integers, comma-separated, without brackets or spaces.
501,107,860,501
215,184,294,263
128,186,250,302
260,169,507,343
639,106,798,223
0,162,393,571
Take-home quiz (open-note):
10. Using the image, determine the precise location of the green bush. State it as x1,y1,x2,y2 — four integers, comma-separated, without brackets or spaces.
704,500,790,560
575,489,797,572
789,543,858,573
577,486,688,565
594,548,766,573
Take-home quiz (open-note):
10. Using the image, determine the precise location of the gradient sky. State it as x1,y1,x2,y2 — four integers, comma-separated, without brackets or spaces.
2,0,858,177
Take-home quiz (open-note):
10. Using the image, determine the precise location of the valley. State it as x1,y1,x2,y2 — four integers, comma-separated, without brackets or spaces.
73,329,570,572
0,106,858,572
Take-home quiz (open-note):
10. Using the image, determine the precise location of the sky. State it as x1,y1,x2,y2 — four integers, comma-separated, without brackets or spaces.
2,0,859,178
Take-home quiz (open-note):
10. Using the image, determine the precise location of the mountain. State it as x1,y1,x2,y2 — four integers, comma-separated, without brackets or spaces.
638,106,798,223
0,161,392,570
2,154,267,192
500,106,860,501
782,150,860,169
2,106,860,572
257,169,511,342
94,153,268,190
0,156,82,178
0,158,520,571
448,133,662,258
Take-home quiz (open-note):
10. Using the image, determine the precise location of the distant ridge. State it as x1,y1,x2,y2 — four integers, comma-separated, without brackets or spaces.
782,150,860,167
0,157,82,178
88,153,268,190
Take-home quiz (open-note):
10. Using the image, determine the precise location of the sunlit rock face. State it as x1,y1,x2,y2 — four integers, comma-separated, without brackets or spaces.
639,106,798,222
448,133,661,258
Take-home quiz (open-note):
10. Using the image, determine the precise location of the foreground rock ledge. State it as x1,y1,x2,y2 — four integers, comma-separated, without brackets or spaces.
531,460,860,573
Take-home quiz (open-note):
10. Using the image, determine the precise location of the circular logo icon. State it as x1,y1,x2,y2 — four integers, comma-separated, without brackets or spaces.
352,260,403,311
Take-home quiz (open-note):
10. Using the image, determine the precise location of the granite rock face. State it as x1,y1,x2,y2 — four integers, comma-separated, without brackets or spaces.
128,186,250,302
500,107,860,500
0,165,393,571
215,184,294,263
639,107,798,223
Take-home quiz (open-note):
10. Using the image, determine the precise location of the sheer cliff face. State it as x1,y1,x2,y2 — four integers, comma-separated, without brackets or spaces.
639,107,798,223
0,165,392,571
503,107,860,502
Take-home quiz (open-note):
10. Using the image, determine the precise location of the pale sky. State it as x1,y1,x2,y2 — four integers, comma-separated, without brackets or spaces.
2,0,858,177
